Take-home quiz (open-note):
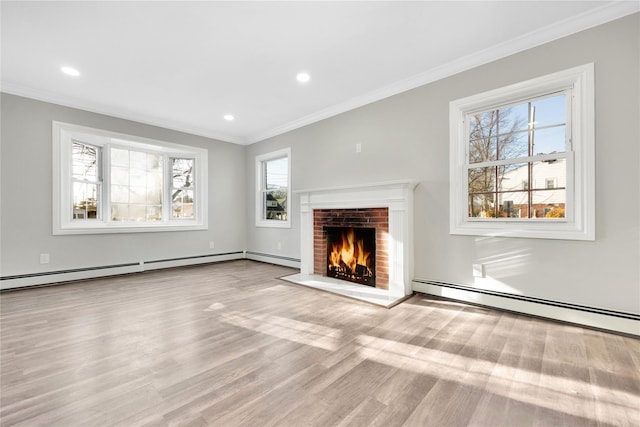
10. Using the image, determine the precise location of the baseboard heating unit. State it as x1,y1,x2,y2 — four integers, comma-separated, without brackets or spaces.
1,251,245,290
412,279,639,336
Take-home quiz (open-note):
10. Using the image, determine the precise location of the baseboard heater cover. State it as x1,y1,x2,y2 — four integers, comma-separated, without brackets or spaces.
412,279,639,336
1,251,245,290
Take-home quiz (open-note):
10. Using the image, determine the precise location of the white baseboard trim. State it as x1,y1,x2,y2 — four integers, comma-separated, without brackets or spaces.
245,251,301,269
412,279,639,336
0,252,245,290
142,252,245,271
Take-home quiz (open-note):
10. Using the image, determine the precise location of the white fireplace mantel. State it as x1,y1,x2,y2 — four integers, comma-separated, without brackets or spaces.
295,180,418,302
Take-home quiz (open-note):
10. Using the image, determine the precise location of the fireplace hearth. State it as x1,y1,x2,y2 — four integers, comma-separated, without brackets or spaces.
326,227,376,287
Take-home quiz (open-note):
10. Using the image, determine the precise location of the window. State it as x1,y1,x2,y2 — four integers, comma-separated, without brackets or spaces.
109,147,163,222
53,122,208,234
467,92,568,219
255,148,291,228
72,141,101,220
449,64,594,240
170,158,195,219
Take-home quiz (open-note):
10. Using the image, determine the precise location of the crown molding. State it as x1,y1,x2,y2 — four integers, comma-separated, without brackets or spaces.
0,82,248,145
248,1,639,144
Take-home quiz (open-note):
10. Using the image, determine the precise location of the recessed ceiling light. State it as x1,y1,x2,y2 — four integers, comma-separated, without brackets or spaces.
224,114,235,121
296,72,310,83
60,66,80,77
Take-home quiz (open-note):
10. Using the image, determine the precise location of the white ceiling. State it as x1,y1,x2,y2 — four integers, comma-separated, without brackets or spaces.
2,1,638,145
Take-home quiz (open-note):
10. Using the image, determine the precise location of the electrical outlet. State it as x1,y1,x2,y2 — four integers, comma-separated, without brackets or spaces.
209,241,215,249
356,143,362,153
277,241,282,250
472,263,485,278
40,253,50,264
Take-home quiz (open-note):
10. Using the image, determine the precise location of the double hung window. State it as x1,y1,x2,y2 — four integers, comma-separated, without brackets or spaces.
255,148,291,228
449,64,594,240
467,92,568,220
72,141,101,220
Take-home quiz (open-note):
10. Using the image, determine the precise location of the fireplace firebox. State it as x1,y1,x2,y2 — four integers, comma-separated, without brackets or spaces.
325,226,376,287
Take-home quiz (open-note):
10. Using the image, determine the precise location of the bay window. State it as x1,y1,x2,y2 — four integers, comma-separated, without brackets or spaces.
53,122,207,234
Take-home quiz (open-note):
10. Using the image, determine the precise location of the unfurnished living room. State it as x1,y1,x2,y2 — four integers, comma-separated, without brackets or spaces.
1,1,639,426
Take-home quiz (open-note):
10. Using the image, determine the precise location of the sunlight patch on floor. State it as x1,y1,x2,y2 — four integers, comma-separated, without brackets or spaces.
355,334,638,425
218,311,342,351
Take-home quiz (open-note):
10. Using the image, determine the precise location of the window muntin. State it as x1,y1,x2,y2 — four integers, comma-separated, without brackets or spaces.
449,64,595,240
53,122,208,234
255,148,291,228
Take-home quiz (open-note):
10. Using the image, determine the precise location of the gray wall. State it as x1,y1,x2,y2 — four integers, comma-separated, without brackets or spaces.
246,14,640,314
0,94,247,275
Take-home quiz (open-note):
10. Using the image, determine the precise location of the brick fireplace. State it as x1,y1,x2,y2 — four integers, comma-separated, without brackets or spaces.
287,180,417,306
314,208,389,289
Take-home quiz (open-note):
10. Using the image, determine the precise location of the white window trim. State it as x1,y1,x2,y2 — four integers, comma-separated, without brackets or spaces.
255,147,291,228
449,63,595,240
53,121,208,235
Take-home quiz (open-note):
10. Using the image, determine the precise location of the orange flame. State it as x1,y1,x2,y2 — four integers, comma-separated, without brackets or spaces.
328,228,371,274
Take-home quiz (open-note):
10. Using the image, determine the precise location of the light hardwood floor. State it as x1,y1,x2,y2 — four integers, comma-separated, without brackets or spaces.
1,260,638,426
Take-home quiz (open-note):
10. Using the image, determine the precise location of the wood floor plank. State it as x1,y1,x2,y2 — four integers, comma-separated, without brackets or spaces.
1,260,638,426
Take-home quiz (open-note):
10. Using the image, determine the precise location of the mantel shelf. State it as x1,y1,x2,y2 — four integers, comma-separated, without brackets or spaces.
294,179,419,195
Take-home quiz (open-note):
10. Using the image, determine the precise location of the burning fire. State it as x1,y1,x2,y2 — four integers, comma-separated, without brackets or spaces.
328,228,372,278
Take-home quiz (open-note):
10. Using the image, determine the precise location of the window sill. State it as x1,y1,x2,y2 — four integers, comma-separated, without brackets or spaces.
53,221,207,235
255,220,291,229
450,220,594,241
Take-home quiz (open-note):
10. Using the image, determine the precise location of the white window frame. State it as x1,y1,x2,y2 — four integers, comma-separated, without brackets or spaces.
255,148,291,228
449,63,595,240
53,121,208,235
